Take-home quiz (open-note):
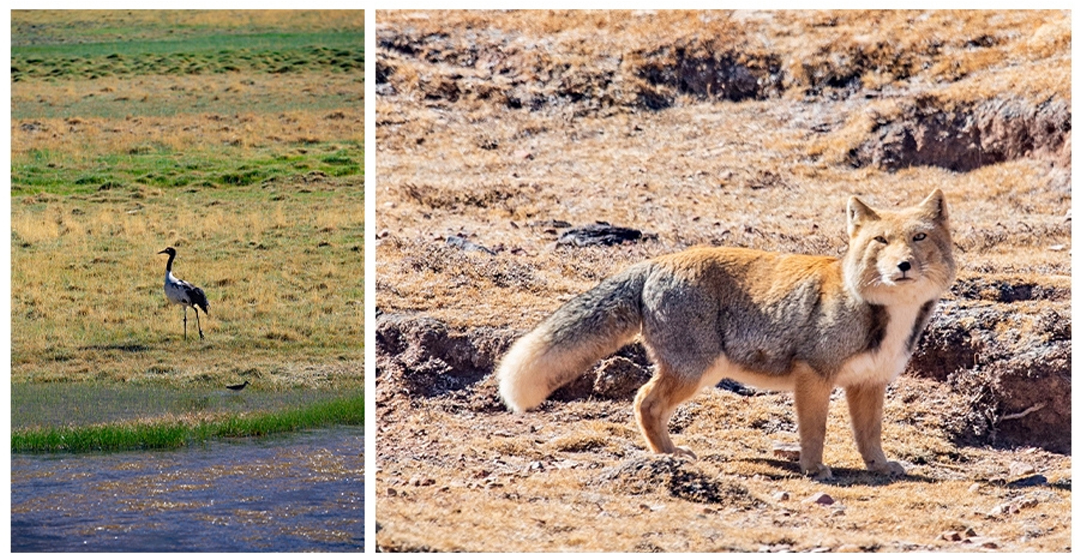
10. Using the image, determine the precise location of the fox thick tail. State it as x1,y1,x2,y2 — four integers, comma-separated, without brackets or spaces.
497,263,651,412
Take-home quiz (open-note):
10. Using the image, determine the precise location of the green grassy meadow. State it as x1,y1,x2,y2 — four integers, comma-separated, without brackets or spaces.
12,392,364,453
11,10,364,451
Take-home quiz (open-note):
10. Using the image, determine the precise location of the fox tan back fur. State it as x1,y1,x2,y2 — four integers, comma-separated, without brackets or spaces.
498,190,956,478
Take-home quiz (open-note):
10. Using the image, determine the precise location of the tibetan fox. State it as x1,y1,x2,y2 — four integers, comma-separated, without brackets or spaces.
497,190,956,478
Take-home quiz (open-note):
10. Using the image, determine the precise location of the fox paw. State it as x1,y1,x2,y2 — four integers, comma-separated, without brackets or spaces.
869,460,905,476
670,446,698,460
802,463,833,481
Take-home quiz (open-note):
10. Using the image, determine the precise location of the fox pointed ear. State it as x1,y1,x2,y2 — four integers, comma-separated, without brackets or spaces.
919,188,949,223
847,196,879,236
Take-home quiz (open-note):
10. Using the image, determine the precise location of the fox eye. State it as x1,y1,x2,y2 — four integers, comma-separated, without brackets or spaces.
874,236,887,244
913,233,927,241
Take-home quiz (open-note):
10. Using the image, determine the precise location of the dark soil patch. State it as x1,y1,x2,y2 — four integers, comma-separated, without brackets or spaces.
951,277,1070,303
556,223,654,248
375,313,517,402
632,38,784,105
593,454,763,507
375,25,783,114
910,298,1071,454
850,97,1071,172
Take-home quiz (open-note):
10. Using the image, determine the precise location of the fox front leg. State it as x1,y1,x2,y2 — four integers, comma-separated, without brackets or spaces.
793,366,834,480
846,382,905,476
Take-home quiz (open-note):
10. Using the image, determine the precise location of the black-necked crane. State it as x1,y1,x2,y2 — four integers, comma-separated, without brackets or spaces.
158,247,210,340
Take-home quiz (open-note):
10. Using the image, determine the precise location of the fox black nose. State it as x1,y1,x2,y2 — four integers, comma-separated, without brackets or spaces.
898,261,912,272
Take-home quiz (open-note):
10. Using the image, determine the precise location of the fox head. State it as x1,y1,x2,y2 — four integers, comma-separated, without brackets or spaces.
842,189,957,306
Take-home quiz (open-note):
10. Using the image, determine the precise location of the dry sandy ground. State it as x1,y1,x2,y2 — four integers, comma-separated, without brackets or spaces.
374,10,1070,551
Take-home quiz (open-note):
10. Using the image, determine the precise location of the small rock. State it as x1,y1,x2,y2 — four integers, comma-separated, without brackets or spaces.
804,492,834,505
593,356,651,400
1009,461,1036,477
966,537,999,549
772,442,801,461
513,149,534,160
965,527,978,537
968,483,982,493
1015,496,1039,509
1007,474,1048,488
446,235,496,255
409,475,435,486
387,487,398,497
987,496,1036,518
772,491,791,501
941,531,962,541
556,222,651,248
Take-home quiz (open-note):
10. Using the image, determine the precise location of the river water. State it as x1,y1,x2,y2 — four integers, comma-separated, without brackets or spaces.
11,426,363,552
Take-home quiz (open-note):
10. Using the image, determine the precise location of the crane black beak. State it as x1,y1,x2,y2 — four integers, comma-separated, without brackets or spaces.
157,249,169,255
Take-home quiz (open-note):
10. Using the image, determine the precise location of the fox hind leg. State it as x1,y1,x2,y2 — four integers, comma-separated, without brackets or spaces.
634,367,702,459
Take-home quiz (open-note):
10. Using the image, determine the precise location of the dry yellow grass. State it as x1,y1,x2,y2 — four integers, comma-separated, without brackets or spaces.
375,10,1070,552
10,182,362,388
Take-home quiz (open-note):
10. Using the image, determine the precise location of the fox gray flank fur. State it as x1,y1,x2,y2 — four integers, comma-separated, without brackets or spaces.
497,190,957,479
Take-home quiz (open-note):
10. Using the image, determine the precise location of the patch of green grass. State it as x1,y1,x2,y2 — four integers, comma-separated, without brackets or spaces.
12,34,363,81
12,10,365,48
12,394,364,453
11,142,363,196
13,86,363,120
10,381,360,429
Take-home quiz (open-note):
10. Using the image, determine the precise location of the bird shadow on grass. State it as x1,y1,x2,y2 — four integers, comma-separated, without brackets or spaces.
78,343,152,353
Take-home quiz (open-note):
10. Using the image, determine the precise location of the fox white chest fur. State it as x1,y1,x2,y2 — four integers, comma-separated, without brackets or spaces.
833,301,928,388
